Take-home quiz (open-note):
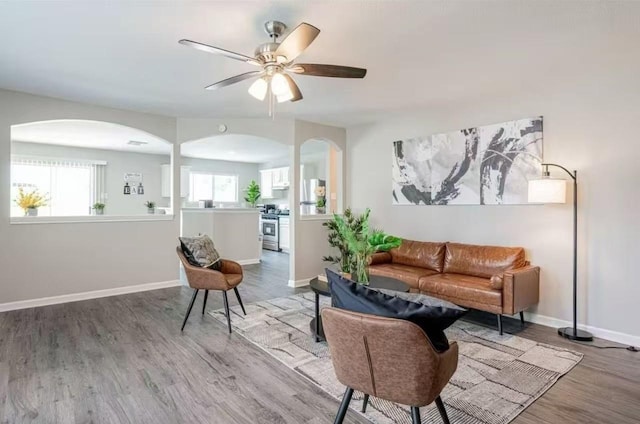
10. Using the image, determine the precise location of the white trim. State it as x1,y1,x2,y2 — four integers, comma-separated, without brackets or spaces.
237,258,261,265
288,277,312,288
524,312,640,347
11,214,175,225
0,280,181,313
11,154,108,166
299,215,333,221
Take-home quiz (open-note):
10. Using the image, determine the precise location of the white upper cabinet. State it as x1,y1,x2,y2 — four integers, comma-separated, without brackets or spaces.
161,164,191,198
260,167,289,198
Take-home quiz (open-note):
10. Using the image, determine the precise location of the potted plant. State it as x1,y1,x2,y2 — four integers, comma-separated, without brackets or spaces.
322,208,365,274
315,186,326,214
92,202,106,215
328,208,402,284
14,187,48,216
145,201,156,214
243,180,261,208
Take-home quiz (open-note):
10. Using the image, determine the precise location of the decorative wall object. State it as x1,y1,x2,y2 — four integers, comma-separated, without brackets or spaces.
392,117,543,205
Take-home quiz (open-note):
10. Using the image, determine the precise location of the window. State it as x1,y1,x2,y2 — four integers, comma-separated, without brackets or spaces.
189,172,238,203
10,157,105,217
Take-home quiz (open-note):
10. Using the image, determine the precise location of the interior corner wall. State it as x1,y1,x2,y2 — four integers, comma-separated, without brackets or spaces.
0,89,179,304
346,76,640,343
291,120,347,284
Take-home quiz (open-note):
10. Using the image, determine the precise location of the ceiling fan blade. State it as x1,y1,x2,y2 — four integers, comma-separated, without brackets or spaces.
205,71,264,90
179,39,262,66
282,74,303,102
275,23,320,63
288,64,367,78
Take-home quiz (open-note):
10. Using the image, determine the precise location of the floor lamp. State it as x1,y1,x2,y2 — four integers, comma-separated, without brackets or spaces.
528,163,593,342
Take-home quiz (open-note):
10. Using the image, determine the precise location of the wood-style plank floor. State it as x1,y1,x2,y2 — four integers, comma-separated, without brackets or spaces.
1,250,639,423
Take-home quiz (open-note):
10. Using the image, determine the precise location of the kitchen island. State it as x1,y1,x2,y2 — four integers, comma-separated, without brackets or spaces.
181,208,261,265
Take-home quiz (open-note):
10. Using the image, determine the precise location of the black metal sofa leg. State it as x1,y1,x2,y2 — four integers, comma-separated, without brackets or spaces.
497,314,503,335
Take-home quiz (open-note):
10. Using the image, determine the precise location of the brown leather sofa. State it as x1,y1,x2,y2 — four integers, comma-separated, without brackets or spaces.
369,240,539,334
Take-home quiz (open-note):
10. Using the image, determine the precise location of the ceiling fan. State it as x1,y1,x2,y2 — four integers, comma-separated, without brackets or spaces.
179,20,367,104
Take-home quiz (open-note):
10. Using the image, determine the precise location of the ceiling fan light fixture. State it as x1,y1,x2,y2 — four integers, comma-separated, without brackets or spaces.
270,72,291,97
248,77,268,100
276,91,294,103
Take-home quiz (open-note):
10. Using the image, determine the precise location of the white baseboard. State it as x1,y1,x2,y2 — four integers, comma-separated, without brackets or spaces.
0,280,182,313
237,258,261,265
524,312,640,347
288,278,312,288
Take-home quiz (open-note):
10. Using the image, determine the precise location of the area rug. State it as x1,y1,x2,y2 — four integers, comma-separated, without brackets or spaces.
210,293,582,424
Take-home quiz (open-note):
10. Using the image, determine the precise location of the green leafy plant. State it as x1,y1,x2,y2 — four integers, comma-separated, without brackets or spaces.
323,208,402,283
145,201,156,209
322,208,365,273
244,180,261,207
14,188,48,215
92,202,106,211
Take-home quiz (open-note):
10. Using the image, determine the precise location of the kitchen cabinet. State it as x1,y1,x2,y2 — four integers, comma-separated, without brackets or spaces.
260,167,290,198
161,165,191,198
279,216,290,252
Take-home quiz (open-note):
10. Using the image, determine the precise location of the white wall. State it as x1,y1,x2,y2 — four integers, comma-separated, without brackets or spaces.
347,75,640,342
0,89,179,304
12,141,170,215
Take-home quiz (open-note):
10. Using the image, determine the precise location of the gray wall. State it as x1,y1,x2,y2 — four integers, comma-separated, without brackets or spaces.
347,74,640,342
12,141,170,215
0,89,180,304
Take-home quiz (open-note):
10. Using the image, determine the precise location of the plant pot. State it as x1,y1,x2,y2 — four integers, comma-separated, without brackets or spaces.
316,206,326,214
26,208,38,217
95,209,104,215
147,208,155,214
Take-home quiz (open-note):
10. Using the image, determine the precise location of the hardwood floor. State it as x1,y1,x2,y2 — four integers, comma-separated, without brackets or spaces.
1,250,638,423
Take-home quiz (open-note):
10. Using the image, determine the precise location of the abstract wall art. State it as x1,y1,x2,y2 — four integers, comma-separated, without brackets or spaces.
392,116,543,205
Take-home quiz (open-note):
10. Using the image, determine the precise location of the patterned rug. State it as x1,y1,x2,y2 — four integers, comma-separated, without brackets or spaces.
210,293,582,424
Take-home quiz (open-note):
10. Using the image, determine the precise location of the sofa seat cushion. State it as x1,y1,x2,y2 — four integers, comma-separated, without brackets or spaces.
418,273,502,307
369,263,438,289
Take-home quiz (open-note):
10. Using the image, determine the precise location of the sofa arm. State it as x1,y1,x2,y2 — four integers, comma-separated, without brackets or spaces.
502,265,540,315
369,252,392,265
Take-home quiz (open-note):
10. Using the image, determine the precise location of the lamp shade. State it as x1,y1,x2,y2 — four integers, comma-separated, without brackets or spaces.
248,77,268,101
528,178,567,203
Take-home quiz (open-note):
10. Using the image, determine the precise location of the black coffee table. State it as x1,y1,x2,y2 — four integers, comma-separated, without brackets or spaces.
309,274,409,342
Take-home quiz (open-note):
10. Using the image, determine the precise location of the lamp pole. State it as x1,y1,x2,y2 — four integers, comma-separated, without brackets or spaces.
542,163,593,341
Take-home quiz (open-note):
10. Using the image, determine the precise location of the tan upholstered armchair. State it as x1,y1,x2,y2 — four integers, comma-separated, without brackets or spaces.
322,307,458,424
176,247,246,333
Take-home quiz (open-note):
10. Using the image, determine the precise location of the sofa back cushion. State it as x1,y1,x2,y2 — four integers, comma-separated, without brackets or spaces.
443,242,526,278
390,240,446,272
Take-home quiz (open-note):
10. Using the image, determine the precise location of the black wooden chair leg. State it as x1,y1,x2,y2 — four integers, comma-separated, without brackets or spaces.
519,311,525,326
361,394,369,413
411,406,421,424
181,289,199,332
202,290,209,315
435,396,450,424
233,287,246,316
497,314,503,335
334,387,354,424
222,291,232,334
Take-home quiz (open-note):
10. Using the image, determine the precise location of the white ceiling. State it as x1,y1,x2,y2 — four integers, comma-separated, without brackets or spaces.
11,120,171,154
0,1,638,126
181,134,288,163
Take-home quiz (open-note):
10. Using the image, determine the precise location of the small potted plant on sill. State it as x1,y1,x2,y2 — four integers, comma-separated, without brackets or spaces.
92,202,106,215
145,201,156,214
315,186,326,214
14,187,48,217
243,180,261,208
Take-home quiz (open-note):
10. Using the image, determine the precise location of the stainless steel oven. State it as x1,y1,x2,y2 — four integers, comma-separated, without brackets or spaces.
261,216,280,251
